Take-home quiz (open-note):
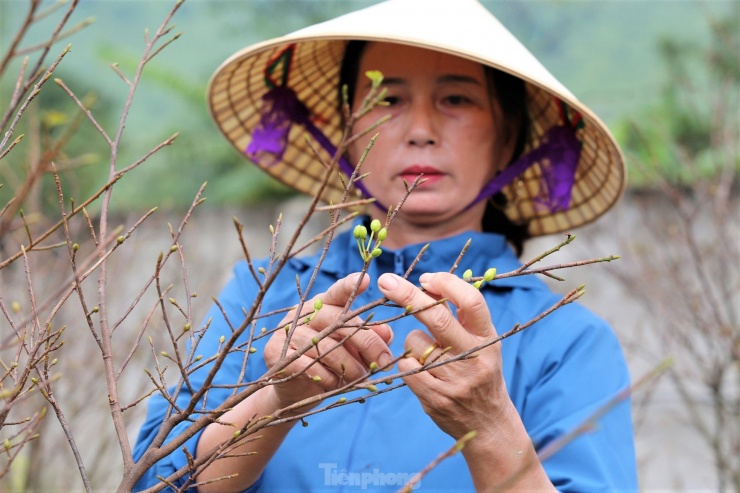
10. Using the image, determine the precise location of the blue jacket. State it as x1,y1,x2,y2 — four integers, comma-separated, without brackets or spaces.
134,222,637,492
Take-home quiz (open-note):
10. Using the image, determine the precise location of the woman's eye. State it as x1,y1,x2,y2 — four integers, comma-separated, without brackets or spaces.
382,95,400,106
443,95,471,106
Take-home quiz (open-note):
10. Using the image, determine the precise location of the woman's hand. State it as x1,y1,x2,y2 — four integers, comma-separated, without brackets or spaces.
377,272,510,440
264,272,393,409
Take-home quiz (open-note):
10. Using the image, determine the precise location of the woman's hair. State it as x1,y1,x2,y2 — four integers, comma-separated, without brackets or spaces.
339,40,532,256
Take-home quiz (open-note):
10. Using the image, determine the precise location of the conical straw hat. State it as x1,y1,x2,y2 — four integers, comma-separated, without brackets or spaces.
207,0,626,236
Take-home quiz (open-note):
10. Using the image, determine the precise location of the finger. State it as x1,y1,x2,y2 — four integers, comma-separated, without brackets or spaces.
315,272,369,307
419,272,496,338
404,329,446,365
377,273,477,350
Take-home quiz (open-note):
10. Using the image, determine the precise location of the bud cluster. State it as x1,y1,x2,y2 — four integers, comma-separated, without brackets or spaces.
353,219,388,262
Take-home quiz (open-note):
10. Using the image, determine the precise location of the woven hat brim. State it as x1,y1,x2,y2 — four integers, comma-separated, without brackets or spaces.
207,3,626,236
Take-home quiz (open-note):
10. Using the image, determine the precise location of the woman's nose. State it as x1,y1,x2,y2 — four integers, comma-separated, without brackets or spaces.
404,100,438,147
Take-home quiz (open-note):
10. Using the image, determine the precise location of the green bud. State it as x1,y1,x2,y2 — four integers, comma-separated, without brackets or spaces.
3,439,10,451
249,347,257,354
92,306,99,313
72,243,79,251
311,337,319,346
365,70,384,88
370,219,381,232
191,292,198,298
366,384,378,392
405,305,413,314
369,362,379,372
312,375,322,382
355,225,367,240
170,245,178,252
377,228,387,241
371,248,382,258
51,358,58,366
462,269,473,281
168,297,177,305
233,430,241,438
116,235,125,244
183,323,191,332
258,267,266,275
483,268,497,282
261,327,267,334
194,355,202,361
313,299,323,311
219,335,226,344
31,377,39,384
11,301,21,313
473,280,482,289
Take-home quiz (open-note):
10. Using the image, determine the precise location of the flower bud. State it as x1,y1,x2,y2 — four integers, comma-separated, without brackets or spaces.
72,243,79,251
463,269,473,281
371,248,382,258
249,347,257,354
483,268,497,282
312,375,322,382
377,228,387,241
116,236,125,244
370,219,381,232
219,335,225,344
313,299,323,311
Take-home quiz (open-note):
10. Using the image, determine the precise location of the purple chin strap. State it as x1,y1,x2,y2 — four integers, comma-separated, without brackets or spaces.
246,86,581,214
466,125,581,212
245,86,375,202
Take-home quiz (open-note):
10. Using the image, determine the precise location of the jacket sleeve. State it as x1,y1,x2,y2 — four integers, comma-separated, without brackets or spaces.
132,261,266,492
518,302,638,492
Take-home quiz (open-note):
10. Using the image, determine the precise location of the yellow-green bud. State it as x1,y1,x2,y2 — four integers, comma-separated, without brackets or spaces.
369,362,379,372
92,306,99,313
31,377,39,384
160,351,169,357
311,337,319,346
354,225,367,240
194,355,202,361
219,335,225,344
233,430,241,438
168,297,176,305
51,358,58,366
258,267,266,275
72,243,79,251
366,384,378,392
3,439,10,451
338,397,347,403
170,245,178,252
191,292,198,298
313,299,323,311
183,323,191,332
371,248,382,258
261,327,267,333
462,269,473,281
116,235,125,244
483,268,497,282
370,219,382,232
249,347,257,354
377,228,387,241
312,375,322,382
11,301,21,313
473,280,482,289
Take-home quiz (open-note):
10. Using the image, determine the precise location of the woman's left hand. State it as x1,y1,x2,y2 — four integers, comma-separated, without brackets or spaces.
377,271,511,441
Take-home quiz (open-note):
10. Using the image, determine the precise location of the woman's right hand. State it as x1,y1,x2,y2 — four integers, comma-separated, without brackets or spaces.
263,272,394,410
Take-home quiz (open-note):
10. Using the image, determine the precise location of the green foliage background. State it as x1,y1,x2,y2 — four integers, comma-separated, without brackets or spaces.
0,0,736,211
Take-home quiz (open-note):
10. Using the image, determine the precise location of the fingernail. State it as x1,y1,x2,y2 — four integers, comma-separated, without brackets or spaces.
378,273,398,290
378,352,392,368
419,273,433,286
386,326,394,345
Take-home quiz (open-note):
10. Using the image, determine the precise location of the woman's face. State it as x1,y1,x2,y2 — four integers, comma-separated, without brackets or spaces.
348,43,515,231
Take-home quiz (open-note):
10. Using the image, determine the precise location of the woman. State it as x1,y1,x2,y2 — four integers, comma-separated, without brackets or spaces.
134,1,637,491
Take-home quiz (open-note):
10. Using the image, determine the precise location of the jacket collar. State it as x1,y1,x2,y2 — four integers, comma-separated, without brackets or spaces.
289,216,543,291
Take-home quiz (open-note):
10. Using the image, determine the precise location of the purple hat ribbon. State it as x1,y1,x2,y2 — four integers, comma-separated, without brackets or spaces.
246,86,377,202
466,124,581,212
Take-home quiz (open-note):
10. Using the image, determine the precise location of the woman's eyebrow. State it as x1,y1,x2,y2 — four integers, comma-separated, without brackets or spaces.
436,74,483,85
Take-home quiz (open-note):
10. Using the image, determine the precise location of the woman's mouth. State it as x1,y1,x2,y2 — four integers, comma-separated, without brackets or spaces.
399,165,445,186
